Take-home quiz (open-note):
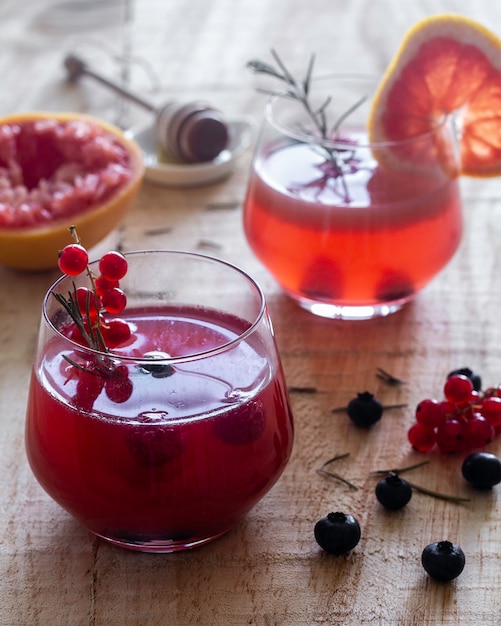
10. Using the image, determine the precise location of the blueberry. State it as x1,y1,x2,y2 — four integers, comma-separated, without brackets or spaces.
314,512,361,555
447,367,482,392
421,540,465,581
139,351,175,378
375,473,412,510
347,392,383,428
461,452,501,490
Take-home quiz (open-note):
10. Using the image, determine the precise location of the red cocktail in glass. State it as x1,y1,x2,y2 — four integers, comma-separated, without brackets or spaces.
243,76,462,319
25,251,294,552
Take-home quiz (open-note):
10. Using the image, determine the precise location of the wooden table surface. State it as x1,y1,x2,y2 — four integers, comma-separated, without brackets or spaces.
2,1,501,624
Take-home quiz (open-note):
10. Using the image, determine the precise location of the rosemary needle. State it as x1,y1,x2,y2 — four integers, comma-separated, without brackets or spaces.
317,453,358,490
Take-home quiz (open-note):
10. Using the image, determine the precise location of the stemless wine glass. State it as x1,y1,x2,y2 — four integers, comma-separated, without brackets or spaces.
243,75,463,320
25,250,294,553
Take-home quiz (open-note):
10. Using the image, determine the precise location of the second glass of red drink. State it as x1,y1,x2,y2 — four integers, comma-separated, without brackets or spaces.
243,75,463,320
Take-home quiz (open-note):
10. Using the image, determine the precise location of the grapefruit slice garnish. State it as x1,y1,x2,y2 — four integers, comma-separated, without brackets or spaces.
369,14,501,177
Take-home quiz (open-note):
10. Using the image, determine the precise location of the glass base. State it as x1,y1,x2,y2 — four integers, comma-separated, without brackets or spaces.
94,528,230,553
292,293,413,320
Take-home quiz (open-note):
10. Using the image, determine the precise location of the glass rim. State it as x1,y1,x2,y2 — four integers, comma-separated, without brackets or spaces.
43,249,267,365
265,72,452,150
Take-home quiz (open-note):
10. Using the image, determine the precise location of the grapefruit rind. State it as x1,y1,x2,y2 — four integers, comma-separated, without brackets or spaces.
0,112,145,271
368,14,501,177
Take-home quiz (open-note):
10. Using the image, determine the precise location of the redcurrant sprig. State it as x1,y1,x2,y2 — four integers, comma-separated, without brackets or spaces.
55,228,134,405
408,369,501,455
56,227,131,352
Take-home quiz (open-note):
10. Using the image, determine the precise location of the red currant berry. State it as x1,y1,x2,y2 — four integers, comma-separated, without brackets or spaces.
447,367,482,392
95,275,119,296
436,419,464,454
415,399,446,428
105,365,133,403
73,367,105,412
438,400,456,419
99,251,128,281
67,323,86,346
463,414,495,449
408,422,436,452
484,386,501,399
76,287,101,318
443,375,474,403
58,244,89,276
480,396,501,427
101,318,131,348
101,288,127,314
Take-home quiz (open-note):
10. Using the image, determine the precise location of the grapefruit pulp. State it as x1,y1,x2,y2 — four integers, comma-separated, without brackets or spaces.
0,112,144,271
369,14,501,177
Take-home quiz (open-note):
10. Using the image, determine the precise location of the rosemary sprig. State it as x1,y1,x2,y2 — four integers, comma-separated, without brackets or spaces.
53,286,106,354
375,367,407,386
247,50,367,201
316,452,359,490
53,226,115,376
247,51,330,140
372,462,470,504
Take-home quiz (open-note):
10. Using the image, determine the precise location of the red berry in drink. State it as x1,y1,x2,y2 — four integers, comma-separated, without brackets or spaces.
408,422,436,452
300,257,343,300
462,414,495,449
415,398,446,428
126,424,185,468
213,398,266,445
436,419,464,453
101,287,127,314
443,374,473,403
105,365,133,403
101,318,131,348
374,269,414,303
73,366,105,412
58,243,89,276
99,251,128,281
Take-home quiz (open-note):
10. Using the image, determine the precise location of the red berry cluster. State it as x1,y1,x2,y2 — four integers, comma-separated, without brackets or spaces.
58,244,131,348
408,373,501,454
57,237,134,406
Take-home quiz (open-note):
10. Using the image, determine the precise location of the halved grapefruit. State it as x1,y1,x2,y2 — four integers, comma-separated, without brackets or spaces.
0,112,144,271
369,14,501,177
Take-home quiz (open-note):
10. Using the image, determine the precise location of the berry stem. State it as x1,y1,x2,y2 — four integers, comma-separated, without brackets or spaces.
63,226,111,354
69,225,99,295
